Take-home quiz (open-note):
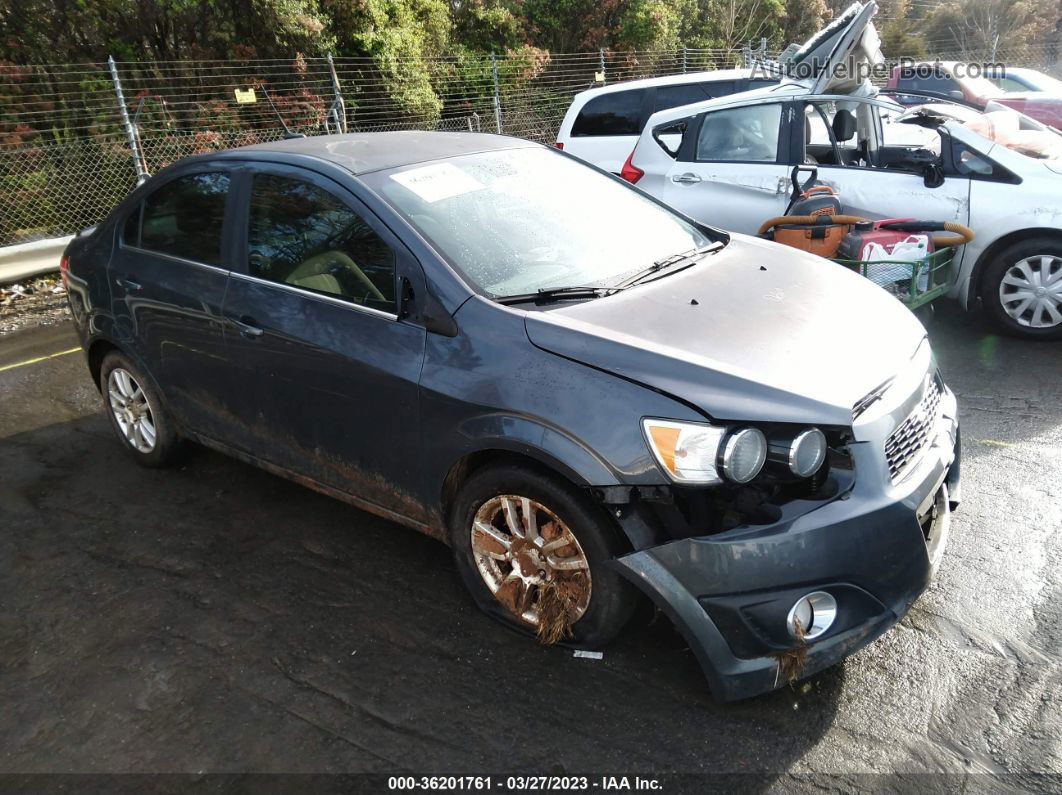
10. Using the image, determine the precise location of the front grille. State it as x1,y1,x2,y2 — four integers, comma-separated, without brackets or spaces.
884,375,943,482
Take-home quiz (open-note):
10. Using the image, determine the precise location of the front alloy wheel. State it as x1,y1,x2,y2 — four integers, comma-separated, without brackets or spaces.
449,464,637,649
107,367,157,453
470,494,592,629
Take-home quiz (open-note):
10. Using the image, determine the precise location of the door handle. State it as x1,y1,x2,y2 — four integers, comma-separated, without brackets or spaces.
229,316,264,339
671,172,702,184
116,276,142,291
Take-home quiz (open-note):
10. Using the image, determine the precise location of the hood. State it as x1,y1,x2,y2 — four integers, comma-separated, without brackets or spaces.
780,1,882,95
523,235,926,427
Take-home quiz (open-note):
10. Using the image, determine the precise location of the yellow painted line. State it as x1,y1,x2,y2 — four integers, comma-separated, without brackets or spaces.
0,347,80,373
976,438,1017,449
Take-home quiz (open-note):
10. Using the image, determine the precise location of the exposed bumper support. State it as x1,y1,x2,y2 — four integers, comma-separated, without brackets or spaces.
613,395,961,702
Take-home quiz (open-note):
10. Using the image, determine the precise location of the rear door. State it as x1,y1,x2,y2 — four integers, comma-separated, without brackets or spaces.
661,101,792,234
219,164,428,522
109,166,236,436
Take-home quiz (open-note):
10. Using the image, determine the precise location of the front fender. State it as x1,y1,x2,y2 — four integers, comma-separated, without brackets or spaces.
454,413,619,488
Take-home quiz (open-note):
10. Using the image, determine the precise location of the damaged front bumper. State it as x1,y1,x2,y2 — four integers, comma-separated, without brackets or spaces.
614,385,961,702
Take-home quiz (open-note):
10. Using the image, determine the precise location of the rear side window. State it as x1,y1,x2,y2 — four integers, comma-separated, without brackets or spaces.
572,90,644,136
138,172,230,265
654,83,715,112
247,174,397,312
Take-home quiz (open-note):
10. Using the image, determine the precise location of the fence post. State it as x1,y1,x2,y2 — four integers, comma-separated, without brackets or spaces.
108,56,148,184
326,53,347,133
490,53,502,134
599,48,607,85
741,43,751,69
682,47,688,74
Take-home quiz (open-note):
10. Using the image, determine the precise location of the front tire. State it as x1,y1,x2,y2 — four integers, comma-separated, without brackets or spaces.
100,351,182,467
981,238,1062,339
449,463,637,649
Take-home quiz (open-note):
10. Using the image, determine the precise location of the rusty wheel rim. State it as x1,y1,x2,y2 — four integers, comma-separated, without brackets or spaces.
470,495,591,628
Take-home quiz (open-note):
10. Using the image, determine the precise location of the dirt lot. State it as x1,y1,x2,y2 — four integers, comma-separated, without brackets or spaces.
1,308,1060,790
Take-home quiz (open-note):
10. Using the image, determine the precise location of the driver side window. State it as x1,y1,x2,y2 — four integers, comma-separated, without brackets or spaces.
248,174,397,312
694,104,781,163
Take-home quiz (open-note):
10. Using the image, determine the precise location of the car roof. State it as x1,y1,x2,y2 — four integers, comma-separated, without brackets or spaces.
209,130,536,175
570,69,756,103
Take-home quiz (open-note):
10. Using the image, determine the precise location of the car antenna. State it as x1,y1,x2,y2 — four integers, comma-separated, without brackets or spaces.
257,85,306,139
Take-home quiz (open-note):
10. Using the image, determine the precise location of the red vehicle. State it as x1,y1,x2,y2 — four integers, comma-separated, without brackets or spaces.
887,61,1062,130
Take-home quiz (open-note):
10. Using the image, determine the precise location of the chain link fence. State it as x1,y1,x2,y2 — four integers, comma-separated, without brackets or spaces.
2,42,1060,247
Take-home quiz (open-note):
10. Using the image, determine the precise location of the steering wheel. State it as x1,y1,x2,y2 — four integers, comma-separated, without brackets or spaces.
291,250,386,302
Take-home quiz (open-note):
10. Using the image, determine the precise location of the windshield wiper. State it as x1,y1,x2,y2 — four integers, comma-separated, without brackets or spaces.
494,285,620,306
615,241,724,290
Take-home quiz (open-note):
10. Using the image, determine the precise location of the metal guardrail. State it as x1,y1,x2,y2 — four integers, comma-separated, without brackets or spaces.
0,236,73,284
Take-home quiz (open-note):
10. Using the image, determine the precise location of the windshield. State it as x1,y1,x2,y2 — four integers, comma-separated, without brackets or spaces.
368,147,713,298
962,73,1005,98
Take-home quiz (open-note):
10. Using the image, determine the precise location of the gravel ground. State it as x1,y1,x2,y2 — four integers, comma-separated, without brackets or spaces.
0,307,1059,791
0,276,70,335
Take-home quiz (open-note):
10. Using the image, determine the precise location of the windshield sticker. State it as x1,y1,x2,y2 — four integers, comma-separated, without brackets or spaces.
390,163,485,203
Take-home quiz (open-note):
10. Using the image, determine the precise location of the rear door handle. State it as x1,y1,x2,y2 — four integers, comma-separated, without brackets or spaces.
671,172,702,184
116,276,142,291
228,316,264,339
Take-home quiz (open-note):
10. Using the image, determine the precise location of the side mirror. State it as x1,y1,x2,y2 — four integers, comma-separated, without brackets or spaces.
923,162,945,188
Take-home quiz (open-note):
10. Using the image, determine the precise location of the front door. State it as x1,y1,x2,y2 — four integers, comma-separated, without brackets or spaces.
662,102,791,235
801,99,972,230
220,166,428,524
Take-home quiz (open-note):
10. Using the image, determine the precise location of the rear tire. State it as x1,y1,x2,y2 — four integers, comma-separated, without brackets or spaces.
99,351,182,467
449,463,637,649
981,238,1062,339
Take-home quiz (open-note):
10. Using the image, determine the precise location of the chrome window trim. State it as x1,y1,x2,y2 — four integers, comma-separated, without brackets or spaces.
121,244,229,275
228,270,399,320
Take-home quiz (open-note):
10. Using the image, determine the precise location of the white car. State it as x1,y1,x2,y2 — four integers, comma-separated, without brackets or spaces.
622,1,1062,338
555,69,777,174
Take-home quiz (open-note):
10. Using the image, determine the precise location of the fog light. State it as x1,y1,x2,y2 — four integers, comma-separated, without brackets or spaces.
786,591,837,640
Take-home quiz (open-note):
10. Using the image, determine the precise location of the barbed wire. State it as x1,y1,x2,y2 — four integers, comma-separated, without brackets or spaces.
1,43,1059,247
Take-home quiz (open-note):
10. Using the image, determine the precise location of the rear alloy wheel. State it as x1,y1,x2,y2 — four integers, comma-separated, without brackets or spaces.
100,351,182,467
108,367,157,453
983,240,1062,339
450,464,637,648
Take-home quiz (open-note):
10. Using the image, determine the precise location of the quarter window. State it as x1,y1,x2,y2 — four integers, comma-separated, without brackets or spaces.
695,104,782,162
247,174,397,312
139,172,230,265
572,90,644,136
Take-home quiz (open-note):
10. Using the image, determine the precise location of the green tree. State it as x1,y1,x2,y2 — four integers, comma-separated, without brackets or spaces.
878,0,927,59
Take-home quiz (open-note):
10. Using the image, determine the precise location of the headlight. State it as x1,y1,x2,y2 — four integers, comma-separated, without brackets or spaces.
768,427,827,478
720,427,767,483
642,419,726,484
642,420,767,485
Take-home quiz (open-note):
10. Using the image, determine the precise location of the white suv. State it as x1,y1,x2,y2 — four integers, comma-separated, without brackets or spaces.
555,70,777,174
